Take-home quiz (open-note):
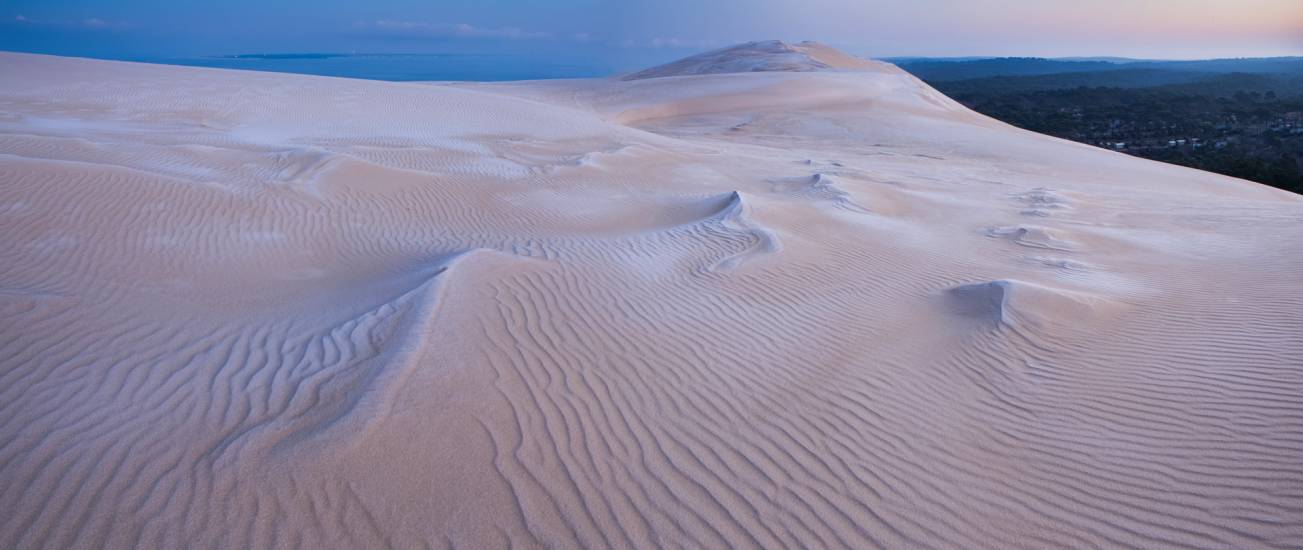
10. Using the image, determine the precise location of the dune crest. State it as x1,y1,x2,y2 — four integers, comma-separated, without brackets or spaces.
623,40,892,80
3,45,1303,549
705,191,782,270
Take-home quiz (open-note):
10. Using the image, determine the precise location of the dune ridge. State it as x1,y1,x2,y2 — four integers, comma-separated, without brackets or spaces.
2,45,1303,549
624,40,892,80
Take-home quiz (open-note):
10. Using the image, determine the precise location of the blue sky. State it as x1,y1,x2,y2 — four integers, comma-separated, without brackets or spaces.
2,0,1300,60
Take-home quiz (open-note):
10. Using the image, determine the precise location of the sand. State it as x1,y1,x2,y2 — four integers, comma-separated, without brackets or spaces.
2,41,1302,549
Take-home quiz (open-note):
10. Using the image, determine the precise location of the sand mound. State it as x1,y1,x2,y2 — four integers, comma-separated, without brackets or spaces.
986,224,1077,251
624,40,889,80
945,279,1124,328
3,50,1303,549
769,172,870,212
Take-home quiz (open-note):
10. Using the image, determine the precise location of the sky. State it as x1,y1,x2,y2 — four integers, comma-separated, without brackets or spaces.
1,0,1300,62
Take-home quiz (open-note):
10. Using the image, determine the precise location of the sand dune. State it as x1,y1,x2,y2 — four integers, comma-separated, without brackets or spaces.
623,40,892,80
2,43,1303,549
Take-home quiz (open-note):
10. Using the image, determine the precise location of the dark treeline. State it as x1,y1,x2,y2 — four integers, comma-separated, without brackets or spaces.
898,59,1303,195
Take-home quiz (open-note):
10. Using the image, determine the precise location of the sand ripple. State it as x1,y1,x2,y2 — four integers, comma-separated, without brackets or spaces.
2,50,1303,549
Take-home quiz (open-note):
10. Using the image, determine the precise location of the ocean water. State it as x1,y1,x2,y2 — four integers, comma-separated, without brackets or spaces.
125,53,620,82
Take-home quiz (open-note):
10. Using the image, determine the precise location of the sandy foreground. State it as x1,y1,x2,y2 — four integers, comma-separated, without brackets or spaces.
2,42,1302,549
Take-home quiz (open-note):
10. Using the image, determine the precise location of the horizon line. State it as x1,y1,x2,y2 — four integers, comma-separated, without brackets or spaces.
4,47,1302,64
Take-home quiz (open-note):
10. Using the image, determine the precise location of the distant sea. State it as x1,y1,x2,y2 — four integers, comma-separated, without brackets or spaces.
124,53,620,82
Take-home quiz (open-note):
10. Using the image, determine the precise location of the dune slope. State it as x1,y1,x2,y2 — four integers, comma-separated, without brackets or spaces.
623,40,891,80
2,46,1302,549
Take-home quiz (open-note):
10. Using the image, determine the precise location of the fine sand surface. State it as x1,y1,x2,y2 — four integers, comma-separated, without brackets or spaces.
2,41,1302,549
